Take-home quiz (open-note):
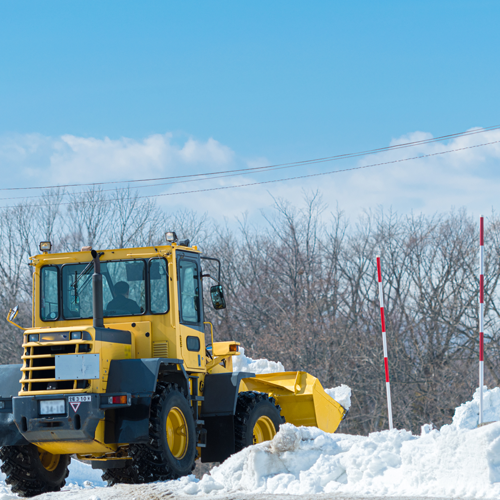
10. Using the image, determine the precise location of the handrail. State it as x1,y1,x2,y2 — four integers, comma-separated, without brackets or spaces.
204,321,214,347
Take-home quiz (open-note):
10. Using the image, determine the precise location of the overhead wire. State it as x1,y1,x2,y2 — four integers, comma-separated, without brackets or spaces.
4,138,499,209
141,139,500,200
0,124,498,196
6,126,490,202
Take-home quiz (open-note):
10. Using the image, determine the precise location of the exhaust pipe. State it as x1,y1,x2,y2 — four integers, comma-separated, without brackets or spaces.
91,250,104,328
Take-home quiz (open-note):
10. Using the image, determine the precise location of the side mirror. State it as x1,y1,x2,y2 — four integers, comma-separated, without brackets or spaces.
210,285,226,310
8,305,19,322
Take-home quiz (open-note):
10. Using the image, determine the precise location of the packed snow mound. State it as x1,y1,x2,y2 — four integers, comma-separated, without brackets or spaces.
232,347,285,374
449,385,500,430
177,420,500,498
325,384,352,410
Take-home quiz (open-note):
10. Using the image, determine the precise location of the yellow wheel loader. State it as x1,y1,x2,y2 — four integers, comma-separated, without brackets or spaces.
0,234,347,497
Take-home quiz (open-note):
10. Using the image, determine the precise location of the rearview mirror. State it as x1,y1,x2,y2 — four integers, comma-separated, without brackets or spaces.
210,285,226,310
8,305,19,322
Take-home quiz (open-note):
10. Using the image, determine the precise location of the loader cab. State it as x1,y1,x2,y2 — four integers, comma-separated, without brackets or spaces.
32,244,218,370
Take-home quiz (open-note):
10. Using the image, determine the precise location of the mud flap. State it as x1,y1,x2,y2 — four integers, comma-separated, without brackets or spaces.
200,372,254,463
0,364,28,446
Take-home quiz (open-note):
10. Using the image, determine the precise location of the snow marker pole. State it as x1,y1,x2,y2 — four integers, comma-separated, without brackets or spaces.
479,216,484,425
376,256,393,430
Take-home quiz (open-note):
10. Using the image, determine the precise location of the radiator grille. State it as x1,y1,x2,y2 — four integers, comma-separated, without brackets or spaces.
153,341,168,358
21,342,92,394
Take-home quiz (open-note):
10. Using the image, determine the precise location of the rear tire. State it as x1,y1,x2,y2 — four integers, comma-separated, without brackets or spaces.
234,392,285,451
0,445,69,497
103,382,196,486
101,445,156,485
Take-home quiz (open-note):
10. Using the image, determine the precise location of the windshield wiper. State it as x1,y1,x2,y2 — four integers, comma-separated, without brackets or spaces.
72,257,100,304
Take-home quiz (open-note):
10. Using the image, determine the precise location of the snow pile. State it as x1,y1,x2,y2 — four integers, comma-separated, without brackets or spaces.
177,421,500,498
173,386,500,498
232,347,285,374
450,386,500,430
325,384,352,411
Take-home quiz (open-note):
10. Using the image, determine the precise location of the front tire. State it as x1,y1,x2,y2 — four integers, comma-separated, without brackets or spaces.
0,445,69,497
103,382,196,486
150,382,197,477
235,392,285,451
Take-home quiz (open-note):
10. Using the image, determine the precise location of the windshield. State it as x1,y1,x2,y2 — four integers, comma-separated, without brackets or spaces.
61,260,146,319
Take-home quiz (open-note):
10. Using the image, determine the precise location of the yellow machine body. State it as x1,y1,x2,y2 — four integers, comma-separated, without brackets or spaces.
3,242,346,460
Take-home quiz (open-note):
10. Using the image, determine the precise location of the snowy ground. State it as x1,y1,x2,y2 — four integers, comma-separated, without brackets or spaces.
1,352,500,499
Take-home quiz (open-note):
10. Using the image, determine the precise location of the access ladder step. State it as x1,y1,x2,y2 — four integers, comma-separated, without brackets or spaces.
197,428,207,447
189,395,204,402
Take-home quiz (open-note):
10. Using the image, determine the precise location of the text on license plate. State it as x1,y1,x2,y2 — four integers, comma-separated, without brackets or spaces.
68,396,91,403
40,400,65,415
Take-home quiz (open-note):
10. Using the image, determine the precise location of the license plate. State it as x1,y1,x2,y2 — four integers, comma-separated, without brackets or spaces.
68,396,91,403
40,400,65,415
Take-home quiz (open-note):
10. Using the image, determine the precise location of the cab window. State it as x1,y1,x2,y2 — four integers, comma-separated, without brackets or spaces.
62,263,94,319
179,260,200,324
103,261,146,317
149,258,169,314
61,260,146,319
40,266,59,321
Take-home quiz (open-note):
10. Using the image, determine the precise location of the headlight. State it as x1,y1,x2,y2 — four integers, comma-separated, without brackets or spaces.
28,334,39,342
40,333,69,342
71,331,82,340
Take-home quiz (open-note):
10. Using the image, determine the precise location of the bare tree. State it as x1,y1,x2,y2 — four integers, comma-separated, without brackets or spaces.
0,187,497,438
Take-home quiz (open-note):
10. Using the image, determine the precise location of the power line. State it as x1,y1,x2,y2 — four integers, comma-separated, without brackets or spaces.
0,124,498,194
142,139,500,200
5,138,499,209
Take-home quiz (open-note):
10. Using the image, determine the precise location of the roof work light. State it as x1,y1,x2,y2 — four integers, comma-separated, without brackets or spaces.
165,231,178,243
39,241,52,253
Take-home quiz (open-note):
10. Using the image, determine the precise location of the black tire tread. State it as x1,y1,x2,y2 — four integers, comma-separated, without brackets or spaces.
0,445,69,498
234,391,285,452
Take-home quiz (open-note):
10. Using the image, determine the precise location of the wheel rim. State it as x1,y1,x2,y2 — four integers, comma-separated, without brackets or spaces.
38,448,61,472
166,406,188,459
252,415,276,444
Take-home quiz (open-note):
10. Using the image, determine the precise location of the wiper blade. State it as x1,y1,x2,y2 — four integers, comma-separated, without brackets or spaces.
72,262,93,304
72,252,104,304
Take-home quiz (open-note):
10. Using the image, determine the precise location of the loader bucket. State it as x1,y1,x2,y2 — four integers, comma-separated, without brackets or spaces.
239,371,346,433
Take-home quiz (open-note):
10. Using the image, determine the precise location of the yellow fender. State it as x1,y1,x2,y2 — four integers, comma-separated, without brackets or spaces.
239,371,346,434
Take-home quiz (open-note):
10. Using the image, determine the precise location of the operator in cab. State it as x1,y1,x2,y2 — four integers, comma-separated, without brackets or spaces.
106,281,141,315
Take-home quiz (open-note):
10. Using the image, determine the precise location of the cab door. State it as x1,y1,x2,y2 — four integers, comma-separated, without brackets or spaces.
176,251,205,371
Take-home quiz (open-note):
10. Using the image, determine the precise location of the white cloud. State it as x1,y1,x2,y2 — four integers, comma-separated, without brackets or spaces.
1,132,235,185
151,127,500,221
341,127,500,215
1,128,499,224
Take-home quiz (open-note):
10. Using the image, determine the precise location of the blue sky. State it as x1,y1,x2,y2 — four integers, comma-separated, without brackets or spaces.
0,1,499,221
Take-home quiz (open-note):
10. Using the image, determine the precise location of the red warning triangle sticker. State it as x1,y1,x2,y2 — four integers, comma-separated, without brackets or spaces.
70,402,81,413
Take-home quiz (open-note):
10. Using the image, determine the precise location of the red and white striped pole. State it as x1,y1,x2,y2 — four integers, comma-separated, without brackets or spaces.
376,256,393,430
479,216,484,425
